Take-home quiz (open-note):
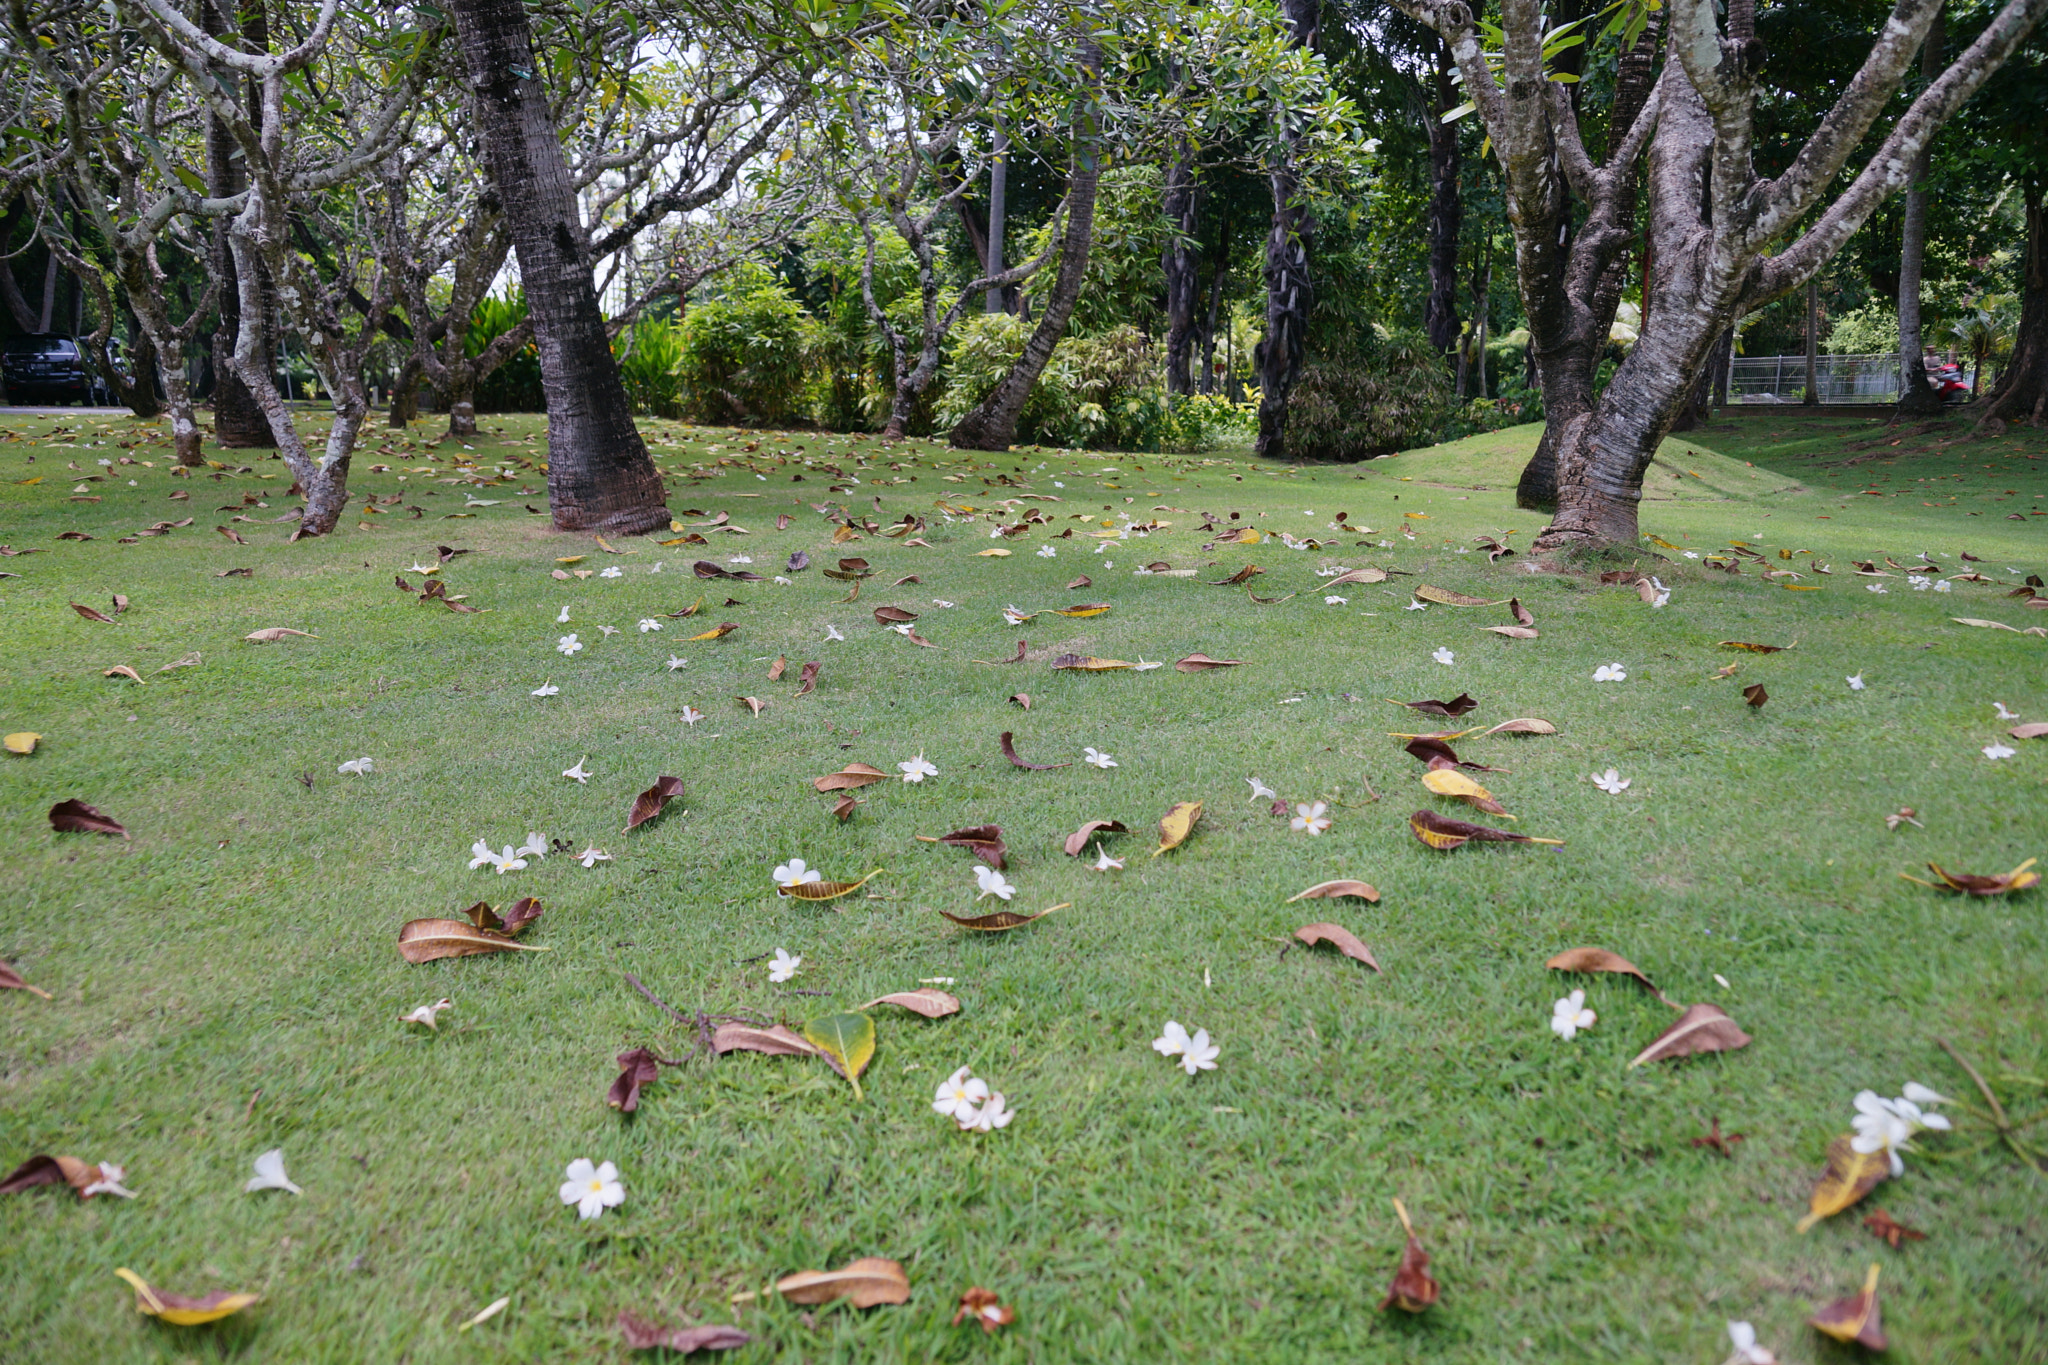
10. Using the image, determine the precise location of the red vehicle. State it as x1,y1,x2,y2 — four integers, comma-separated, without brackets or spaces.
1930,361,1972,403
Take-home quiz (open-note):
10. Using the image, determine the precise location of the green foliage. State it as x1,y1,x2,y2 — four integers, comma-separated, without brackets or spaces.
1824,301,1902,355
1019,166,1174,337
469,293,543,413
673,264,808,427
795,220,920,432
612,316,687,419
1284,330,1457,460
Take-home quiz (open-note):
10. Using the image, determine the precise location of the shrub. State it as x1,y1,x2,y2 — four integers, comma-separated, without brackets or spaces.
612,315,686,418
468,292,544,413
674,265,809,427
1284,330,1458,459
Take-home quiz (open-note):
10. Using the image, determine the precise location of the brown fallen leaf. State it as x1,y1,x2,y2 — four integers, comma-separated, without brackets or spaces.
110,594,130,614
1010,692,1031,710
102,665,143,684
0,1154,105,1196
1508,597,1535,627
856,988,961,1017
940,904,1066,932
618,1312,752,1353
1809,1263,1886,1350
794,661,820,697
1403,737,1507,772
1627,1002,1752,1067
1322,566,1388,587
465,896,545,937
999,731,1069,770
244,627,316,642
1175,653,1248,672
1293,922,1381,971
890,574,921,585
1066,575,1092,590
216,566,253,577
953,1287,1016,1334
814,763,888,792
974,640,1029,666
687,622,739,641
1900,858,2039,895
1635,577,1659,604
1049,654,1136,671
1420,767,1511,816
626,775,686,832
49,798,126,838
873,605,918,625
1711,662,1740,679
1286,880,1380,903
1207,564,1263,585
736,696,765,716
1409,810,1560,851
2011,722,2048,739
1154,800,1202,856
1483,625,1540,639
1545,947,1678,1008
776,1257,910,1309
1720,640,1793,653
832,794,858,822
1691,1117,1745,1157
396,919,550,963
936,824,1008,869
1481,717,1556,735
1063,818,1129,856
767,655,787,681
114,1269,260,1326
1395,694,1478,717
782,870,883,901
608,1047,666,1112
1863,1208,1927,1249
0,957,53,999
70,602,116,623
1379,1199,1440,1312
1413,584,1495,606
1742,683,1769,708
215,525,248,544
712,1023,820,1057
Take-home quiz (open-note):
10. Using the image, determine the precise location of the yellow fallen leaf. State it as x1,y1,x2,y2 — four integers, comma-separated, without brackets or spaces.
1796,1135,1891,1232
114,1269,261,1326
555,556,585,565
1154,801,1202,857
977,548,1012,557
5,732,42,755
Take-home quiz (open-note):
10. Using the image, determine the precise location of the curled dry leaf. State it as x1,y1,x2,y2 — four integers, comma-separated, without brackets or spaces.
1322,566,1388,587
1050,654,1136,671
686,623,739,641
1742,683,1769,709
1175,653,1248,672
976,548,1011,558
1545,948,1677,1007
1207,564,1263,585
940,904,1066,933
397,919,550,963
1509,597,1535,627
1053,603,1111,618
1404,737,1506,772
1395,694,1478,717
618,1312,752,1353
873,605,918,625
1380,1199,1440,1313
1484,625,1540,639
466,896,545,937
1286,880,1380,903
1063,819,1129,856
767,655,787,682
737,696,765,717
802,1011,877,1098
1293,922,1381,971
626,775,686,832
608,1047,665,1112
795,661,820,697
1720,640,1792,653
936,825,1007,869
973,640,1029,666
782,869,884,902
814,763,888,792
1421,767,1510,816
832,794,858,822
1626,1001,1752,1068
1066,575,1092,590
49,798,126,838
1154,801,1202,857
1413,585,1496,606
114,1269,260,1327
999,731,1069,770
1409,810,1560,851
102,665,144,683
1863,1208,1927,1249
1900,858,2039,895
776,1257,910,1308
1010,693,1030,710
857,988,961,1017
0,957,53,998
70,602,116,623
1635,578,1659,604
0,1154,102,1196
1809,1263,1886,1351
245,627,316,642
1482,717,1556,736
712,1023,820,1057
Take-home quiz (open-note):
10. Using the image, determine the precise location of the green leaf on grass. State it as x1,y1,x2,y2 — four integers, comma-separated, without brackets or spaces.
802,1012,875,1100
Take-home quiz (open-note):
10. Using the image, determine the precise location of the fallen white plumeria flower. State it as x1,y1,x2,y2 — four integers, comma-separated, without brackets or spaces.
1593,662,1627,682
899,753,938,783
409,561,439,575
1246,777,1276,801
1431,647,1455,666
974,865,1017,901
599,566,622,579
1723,1319,1776,1365
638,618,662,633
245,1148,302,1195
1851,1088,1951,1177
597,625,619,637
1037,545,1056,558
1002,605,1031,626
517,832,548,860
1551,990,1595,1040
401,998,453,1029
1291,801,1331,834
932,1066,989,1121
576,847,611,868
1591,768,1630,794
665,655,688,671
1404,599,1427,611
1084,747,1117,769
1995,702,2020,720
825,625,845,641
468,838,497,869
558,1158,623,1220
489,846,527,874
1984,742,2018,761
563,758,591,784
681,705,705,726
773,858,824,893
1866,583,1887,594
1091,846,1124,872
962,1092,1015,1132
1846,674,1865,690
556,605,571,623
81,1163,135,1199
932,599,955,608
768,948,802,983
532,682,560,697
337,756,373,776
1152,1020,1219,1076
1324,595,1347,605
557,633,583,655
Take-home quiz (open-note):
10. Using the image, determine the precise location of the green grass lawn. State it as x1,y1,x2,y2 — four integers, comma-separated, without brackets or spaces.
1,404,2044,1363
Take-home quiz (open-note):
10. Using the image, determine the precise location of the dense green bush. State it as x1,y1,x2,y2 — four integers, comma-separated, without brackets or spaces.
469,293,544,413
673,264,809,426
1283,330,1457,459
612,315,686,419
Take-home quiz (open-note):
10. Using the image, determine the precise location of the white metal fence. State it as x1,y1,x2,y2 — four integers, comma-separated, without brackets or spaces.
1729,353,1903,404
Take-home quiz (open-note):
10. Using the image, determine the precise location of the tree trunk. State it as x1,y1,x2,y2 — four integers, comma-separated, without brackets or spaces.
1978,180,2047,427
1803,277,1820,404
388,352,422,427
986,125,1009,313
1198,247,1228,393
1895,8,1946,416
948,40,1103,452
446,362,478,437
1163,137,1201,395
447,0,667,533
201,0,276,448
1423,38,1462,363
1252,0,1320,459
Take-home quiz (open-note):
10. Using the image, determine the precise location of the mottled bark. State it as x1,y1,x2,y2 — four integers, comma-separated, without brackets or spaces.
448,0,667,533
1253,0,1320,460
1895,7,1946,416
201,0,275,448
1163,138,1201,395
1978,182,2047,426
1423,39,1462,362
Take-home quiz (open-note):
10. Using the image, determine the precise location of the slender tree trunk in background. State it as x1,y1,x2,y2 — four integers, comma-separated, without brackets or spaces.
448,0,667,533
1253,0,1319,459
1469,242,1490,398
948,40,1102,452
388,353,422,426
986,125,1008,314
201,0,277,448
1978,180,2047,427
1198,248,1227,393
1803,278,1820,404
1895,7,1946,415
1163,136,1201,394
1424,38,1462,364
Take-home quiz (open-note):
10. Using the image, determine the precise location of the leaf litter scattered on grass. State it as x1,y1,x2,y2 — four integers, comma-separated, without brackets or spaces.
1292,923,1380,971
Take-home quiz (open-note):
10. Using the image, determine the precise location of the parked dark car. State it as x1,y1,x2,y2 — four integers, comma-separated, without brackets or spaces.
2,333,120,405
